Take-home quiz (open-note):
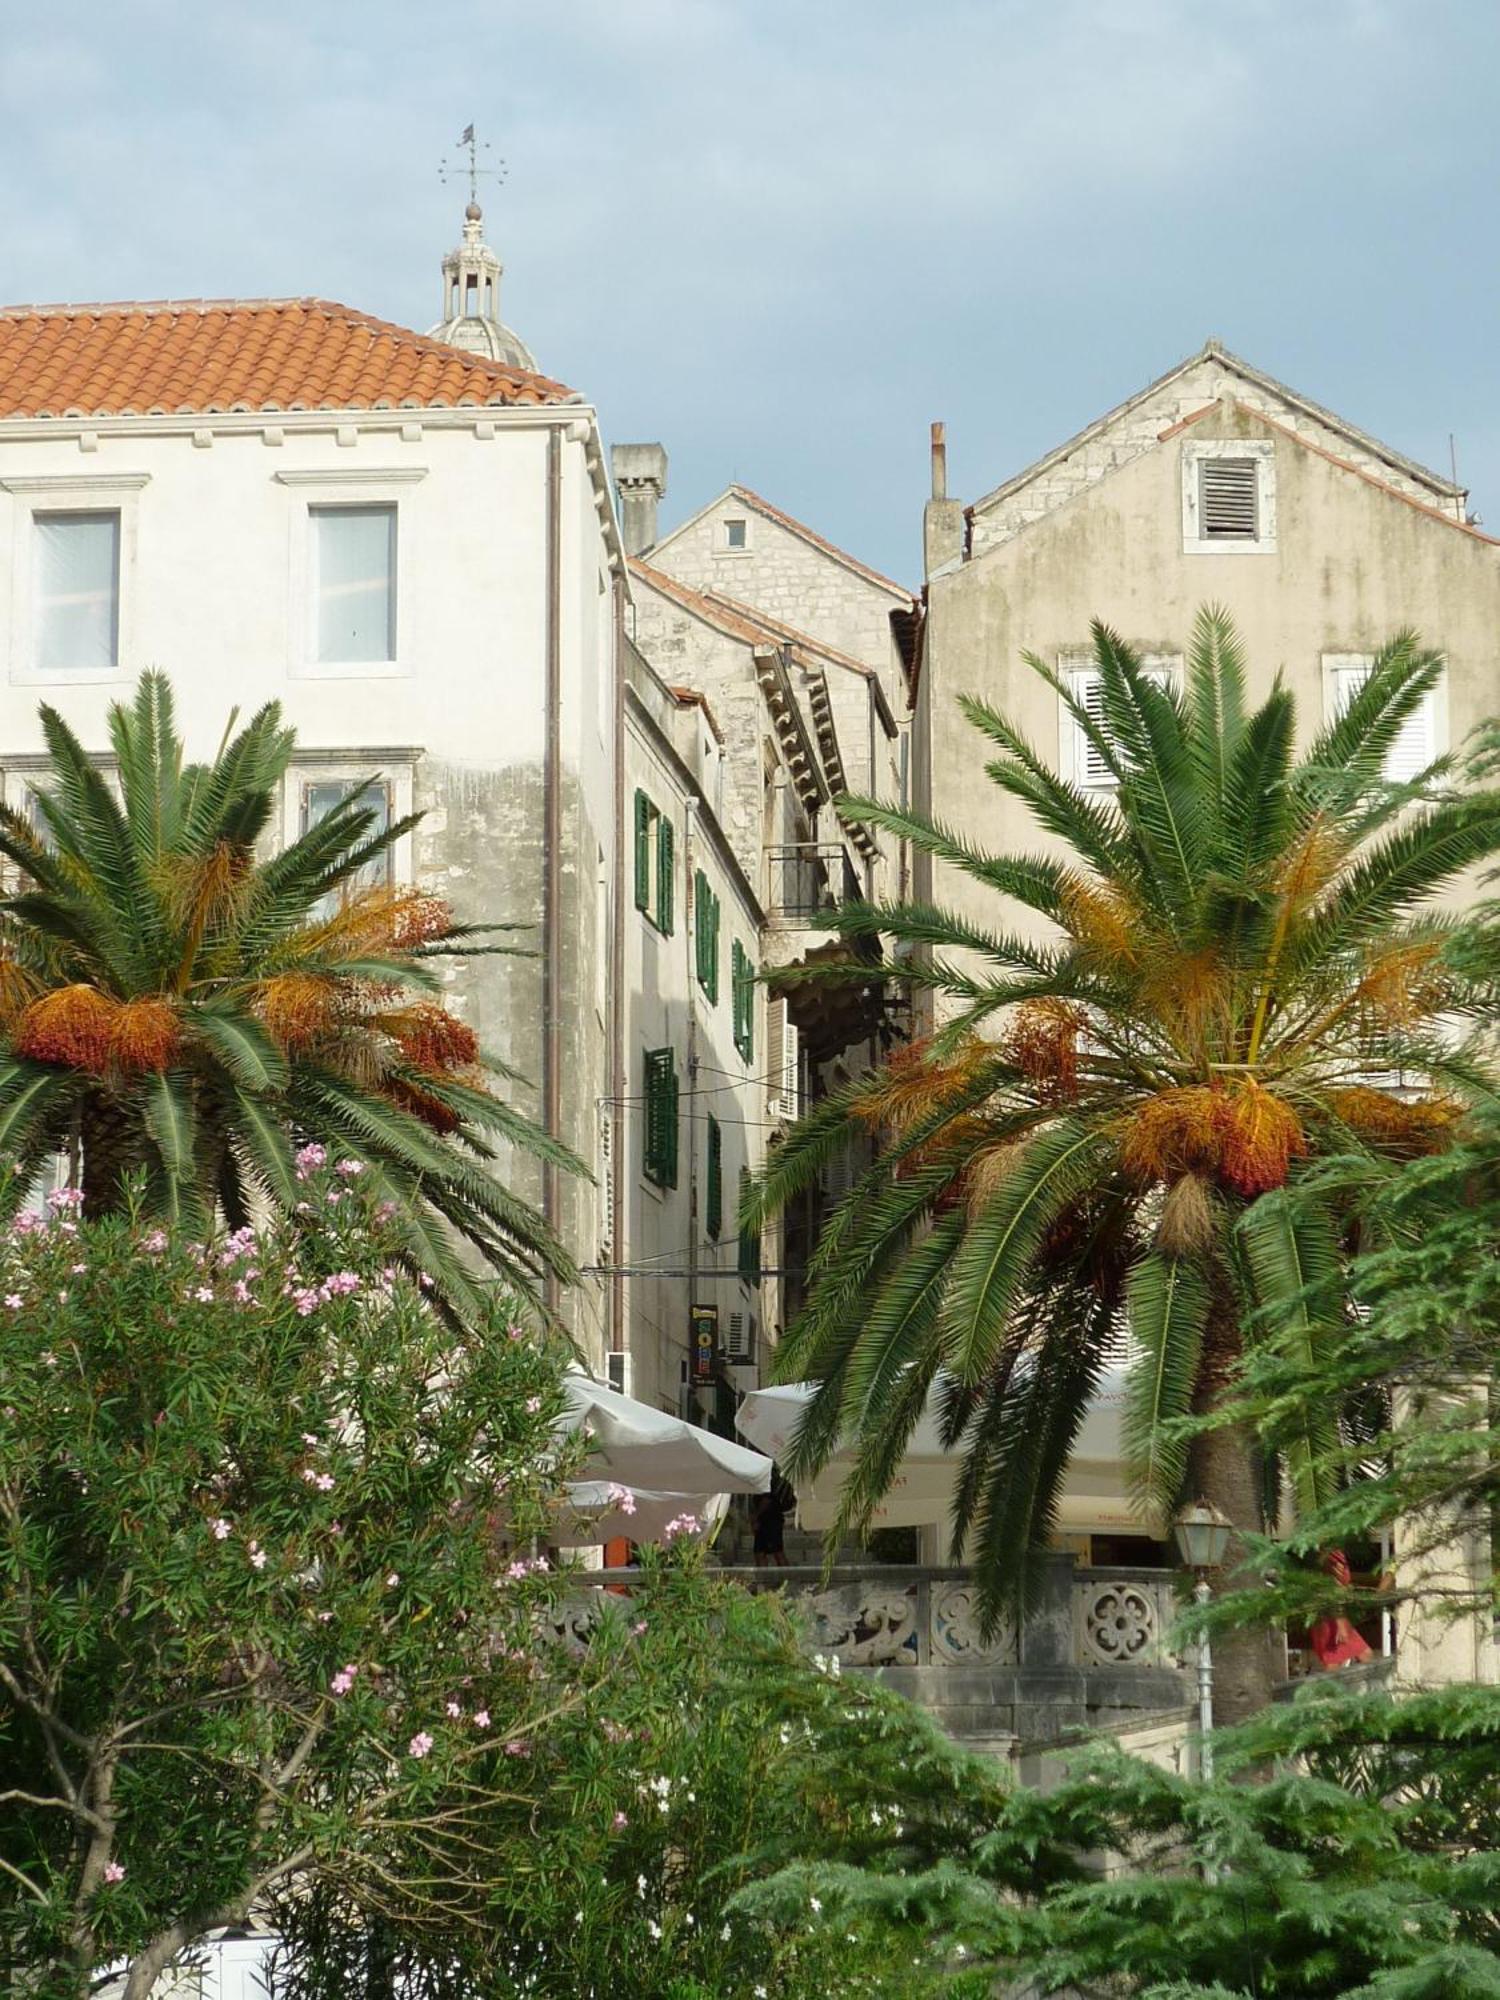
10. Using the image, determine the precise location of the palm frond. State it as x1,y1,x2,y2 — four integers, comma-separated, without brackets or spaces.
1123,1250,1212,1519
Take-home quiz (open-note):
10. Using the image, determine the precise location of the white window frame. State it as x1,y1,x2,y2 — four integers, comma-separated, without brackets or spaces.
1181,439,1277,556
1058,652,1183,791
1,473,148,686
1322,653,1444,785
282,753,418,890
718,514,752,556
276,468,425,681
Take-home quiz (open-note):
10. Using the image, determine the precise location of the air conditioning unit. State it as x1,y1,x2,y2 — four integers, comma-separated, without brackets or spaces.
724,1311,756,1367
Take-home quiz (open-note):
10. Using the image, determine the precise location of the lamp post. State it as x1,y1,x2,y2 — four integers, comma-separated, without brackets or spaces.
1173,1498,1234,1783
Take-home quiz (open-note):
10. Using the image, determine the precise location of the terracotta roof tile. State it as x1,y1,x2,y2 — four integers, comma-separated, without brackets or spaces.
0,298,573,419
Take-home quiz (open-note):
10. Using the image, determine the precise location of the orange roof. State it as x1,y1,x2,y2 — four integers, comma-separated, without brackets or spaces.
0,298,573,419
628,557,775,649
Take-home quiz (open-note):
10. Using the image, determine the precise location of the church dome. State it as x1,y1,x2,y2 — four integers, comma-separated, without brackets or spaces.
426,202,538,373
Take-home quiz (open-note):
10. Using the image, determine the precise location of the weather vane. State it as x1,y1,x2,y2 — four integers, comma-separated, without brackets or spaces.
439,125,507,208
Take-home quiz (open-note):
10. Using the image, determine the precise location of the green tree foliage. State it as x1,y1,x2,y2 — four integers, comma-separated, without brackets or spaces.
0,1178,1000,2000
734,1681,1500,1998
0,674,576,1312
748,610,1500,1711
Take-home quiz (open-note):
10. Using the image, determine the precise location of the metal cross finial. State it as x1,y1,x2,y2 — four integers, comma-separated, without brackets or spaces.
439,126,507,208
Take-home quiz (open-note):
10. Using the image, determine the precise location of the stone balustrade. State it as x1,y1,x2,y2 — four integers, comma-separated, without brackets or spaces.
567,1557,1192,1750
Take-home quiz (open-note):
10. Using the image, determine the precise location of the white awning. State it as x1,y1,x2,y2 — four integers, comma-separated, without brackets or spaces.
560,1367,773,1495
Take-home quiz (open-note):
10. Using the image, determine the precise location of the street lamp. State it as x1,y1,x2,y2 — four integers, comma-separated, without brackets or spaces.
1173,1498,1233,1782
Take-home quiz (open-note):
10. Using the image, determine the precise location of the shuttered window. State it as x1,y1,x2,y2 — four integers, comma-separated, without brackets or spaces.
737,1166,761,1285
724,1308,756,1364
643,1046,678,1188
1327,657,1440,785
656,815,675,933
694,869,721,1003
633,790,653,911
1198,457,1259,540
1065,657,1181,790
731,939,754,1061
705,1114,723,1239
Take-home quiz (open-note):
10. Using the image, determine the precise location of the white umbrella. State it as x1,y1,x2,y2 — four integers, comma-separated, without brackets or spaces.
736,1365,1144,1534
554,1482,731,1547
560,1367,773,1495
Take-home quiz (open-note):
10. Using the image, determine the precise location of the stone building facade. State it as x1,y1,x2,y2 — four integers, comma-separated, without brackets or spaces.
0,210,624,1360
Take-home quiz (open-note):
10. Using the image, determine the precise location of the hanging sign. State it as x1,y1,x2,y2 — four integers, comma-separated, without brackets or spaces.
689,1303,718,1384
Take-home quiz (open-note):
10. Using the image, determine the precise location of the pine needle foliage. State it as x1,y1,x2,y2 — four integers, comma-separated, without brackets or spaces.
0,674,578,1314
747,610,1500,1640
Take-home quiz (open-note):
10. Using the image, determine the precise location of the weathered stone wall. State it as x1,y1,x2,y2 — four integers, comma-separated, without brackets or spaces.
969,353,1467,557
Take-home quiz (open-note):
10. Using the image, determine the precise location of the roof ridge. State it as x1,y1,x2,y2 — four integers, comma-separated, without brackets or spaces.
724,483,913,597
0,298,576,416
628,557,775,649
702,588,877,679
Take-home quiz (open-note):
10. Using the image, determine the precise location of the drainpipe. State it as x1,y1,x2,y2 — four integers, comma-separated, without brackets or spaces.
684,796,701,1406
542,424,563,1315
610,572,628,1361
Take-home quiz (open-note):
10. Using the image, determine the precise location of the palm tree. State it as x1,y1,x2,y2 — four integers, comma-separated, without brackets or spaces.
0,675,578,1316
751,610,1500,1719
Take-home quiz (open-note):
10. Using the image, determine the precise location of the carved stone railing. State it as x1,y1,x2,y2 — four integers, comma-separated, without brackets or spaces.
566,1562,1185,1676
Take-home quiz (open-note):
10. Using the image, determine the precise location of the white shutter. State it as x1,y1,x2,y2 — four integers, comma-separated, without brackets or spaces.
1075,671,1114,787
725,1311,756,1365
1328,657,1437,785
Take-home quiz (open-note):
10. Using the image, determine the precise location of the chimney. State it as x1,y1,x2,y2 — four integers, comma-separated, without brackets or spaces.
611,442,669,557
923,421,965,579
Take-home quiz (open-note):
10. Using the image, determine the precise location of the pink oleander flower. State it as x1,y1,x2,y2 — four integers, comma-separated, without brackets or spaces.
232,1281,253,1304
142,1230,168,1253
612,1811,629,1830
48,1187,85,1211
210,1517,232,1540
322,1271,360,1296
330,1665,359,1696
4,1295,22,1310
525,1396,542,1414
503,1739,530,1757
375,1201,397,1222
248,1542,267,1570
472,1708,490,1729
313,1472,335,1492
445,1700,463,1718
408,1731,434,1759
302,1432,320,1447
631,1620,648,1637
295,1142,327,1172
506,1323,525,1341
325,1190,343,1206
292,1288,320,1317
101,1860,126,1884
608,1484,638,1516
193,1286,215,1303
336,1158,365,1177
70,1262,86,1274
663,1513,699,1541
386,1571,400,1587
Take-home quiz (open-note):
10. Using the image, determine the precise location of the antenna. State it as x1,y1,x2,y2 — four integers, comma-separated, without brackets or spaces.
438,125,507,208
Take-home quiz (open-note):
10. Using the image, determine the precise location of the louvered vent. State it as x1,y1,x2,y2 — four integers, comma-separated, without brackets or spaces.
725,1311,756,1365
1198,457,1260,539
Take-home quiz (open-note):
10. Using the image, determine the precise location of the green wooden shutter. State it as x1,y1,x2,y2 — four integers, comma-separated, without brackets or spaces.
633,791,652,911
656,815,674,934
737,1166,760,1284
732,940,754,1062
644,1047,678,1189
696,880,720,1005
705,1115,722,1239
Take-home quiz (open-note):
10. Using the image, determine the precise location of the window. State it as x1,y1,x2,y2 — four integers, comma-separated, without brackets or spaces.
643,1047,679,1189
34,512,119,670
694,870,721,1002
1198,458,1259,539
301,777,393,913
632,790,675,934
723,517,748,551
732,939,755,1062
724,1309,757,1366
1325,655,1441,785
737,1166,761,1287
312,505,396,664
1060,654,1183,791
705,1115,723,1240
1181,440,1276,554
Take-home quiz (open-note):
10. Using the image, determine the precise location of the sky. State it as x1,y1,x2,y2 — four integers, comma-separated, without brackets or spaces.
3,0,1498,584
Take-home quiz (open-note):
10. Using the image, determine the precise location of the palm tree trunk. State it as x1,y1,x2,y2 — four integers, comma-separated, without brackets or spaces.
79,1089,140,1219
1188,1280,1286,1724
